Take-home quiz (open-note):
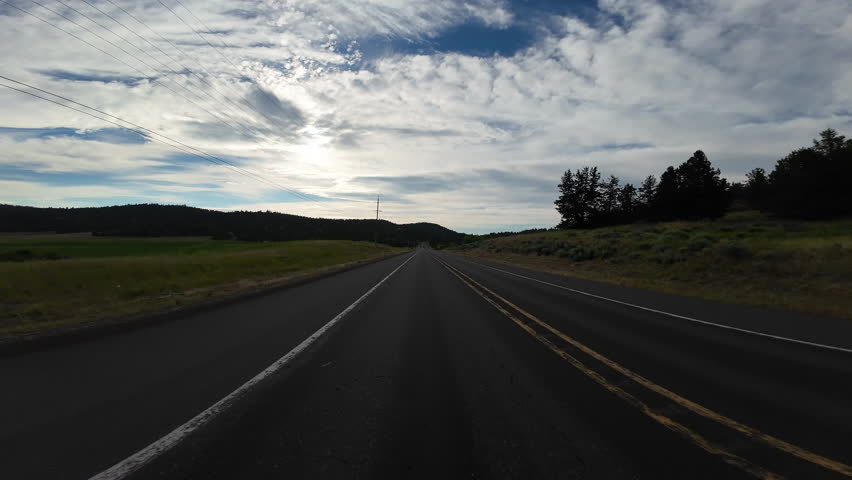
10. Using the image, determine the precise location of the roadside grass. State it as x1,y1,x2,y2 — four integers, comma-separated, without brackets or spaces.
454,211,852,319
0,235,407,339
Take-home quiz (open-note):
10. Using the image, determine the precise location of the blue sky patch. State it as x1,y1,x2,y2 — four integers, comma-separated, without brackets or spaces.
351,0,602,63
427,22,536,57
35,69,154,86
0,127,149,144
0,166,116,185
358,22,536,59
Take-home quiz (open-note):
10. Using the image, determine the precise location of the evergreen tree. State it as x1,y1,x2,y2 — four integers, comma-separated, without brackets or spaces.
618,183,638,220
599,175,621,221
673,150,729,219
554,170,577,228
554,166,602,228
651,166,680,219
745,167,768,209
767,129,852,218
638,175,657,206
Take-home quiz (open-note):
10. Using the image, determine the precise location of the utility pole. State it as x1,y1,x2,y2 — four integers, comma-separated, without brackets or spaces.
374,194,380,245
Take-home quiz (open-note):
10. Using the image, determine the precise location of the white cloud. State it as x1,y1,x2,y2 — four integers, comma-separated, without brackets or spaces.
1,0,850,232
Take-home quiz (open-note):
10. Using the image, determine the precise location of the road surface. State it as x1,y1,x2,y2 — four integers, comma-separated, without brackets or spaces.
1,248,850,479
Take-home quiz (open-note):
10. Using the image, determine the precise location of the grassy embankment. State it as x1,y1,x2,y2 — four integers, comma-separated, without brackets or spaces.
0,234,407,340
455,212,852,319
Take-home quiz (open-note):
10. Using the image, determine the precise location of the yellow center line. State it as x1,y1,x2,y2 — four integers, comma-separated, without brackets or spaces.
439,257,848,479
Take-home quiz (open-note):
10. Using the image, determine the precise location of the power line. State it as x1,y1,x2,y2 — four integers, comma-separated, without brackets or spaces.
62,0,261,136
172,0,246,71
23,0,256,139
74,0,276,136
1,2,369,209
0,74,321,203
2,0,327,204
99,0,301,140
157,0,242,72
100,0,265,122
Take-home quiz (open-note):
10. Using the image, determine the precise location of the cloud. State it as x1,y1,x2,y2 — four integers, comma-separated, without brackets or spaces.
0,127,148,144
1,0,850,232
33,69,155,86
243,86,305,130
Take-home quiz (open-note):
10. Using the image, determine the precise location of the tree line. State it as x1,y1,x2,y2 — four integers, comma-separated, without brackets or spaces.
0,204,465,246
554,129,852,228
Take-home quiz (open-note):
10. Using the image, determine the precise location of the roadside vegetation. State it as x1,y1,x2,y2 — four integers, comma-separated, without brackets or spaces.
553,128,852,229
0,234,406,340
455,212,852,319
460,128,852,318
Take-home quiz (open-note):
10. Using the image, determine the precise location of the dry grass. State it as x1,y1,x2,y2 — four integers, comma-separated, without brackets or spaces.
454,212,852,319
0,236,407,339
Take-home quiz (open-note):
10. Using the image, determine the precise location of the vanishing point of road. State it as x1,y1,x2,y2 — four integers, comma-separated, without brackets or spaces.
2,248,851,479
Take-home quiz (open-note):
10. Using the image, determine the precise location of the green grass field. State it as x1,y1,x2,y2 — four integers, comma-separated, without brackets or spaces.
0,234,407,340
455,211,852,319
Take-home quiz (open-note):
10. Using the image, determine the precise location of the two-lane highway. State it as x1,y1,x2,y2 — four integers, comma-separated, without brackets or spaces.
2,248,850,479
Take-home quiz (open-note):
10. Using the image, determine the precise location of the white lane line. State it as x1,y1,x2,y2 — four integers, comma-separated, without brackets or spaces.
90,251,418,480
448,254,852,354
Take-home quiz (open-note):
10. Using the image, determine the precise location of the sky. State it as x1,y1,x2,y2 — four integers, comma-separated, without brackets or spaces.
1,0,851,234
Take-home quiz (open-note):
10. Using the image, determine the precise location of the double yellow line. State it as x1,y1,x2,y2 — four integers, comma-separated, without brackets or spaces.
438,258,852,480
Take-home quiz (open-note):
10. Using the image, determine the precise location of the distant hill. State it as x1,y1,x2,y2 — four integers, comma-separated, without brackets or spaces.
0,204,465,246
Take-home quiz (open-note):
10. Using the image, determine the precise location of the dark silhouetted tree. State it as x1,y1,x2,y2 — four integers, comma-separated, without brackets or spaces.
638,175,657,206
618,183,637,220
767,129,852,218
672,150,729,219
599,175,621,223
812,128,848,156
651,166,679,219
554,166,602,228
745,167,768,209
554,170,577,228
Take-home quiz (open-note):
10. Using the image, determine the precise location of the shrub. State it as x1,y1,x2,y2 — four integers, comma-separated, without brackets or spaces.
717,241,753,260
596,242,618,259
653,241,675,254
0,249,64,262
569,246,594,261
686,236,713,252
654,250,685,264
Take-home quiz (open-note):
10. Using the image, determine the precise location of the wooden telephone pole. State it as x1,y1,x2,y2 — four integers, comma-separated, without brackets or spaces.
374,194,381,245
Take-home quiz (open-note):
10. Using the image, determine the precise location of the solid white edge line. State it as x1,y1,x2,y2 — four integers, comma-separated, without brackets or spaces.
448,254,852,354
89,251,418,480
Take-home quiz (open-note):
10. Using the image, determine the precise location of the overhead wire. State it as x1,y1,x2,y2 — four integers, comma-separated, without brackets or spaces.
73,0,326,197
6,0,326,200
153,0,299,133
156,0,242,72
0,74,321,203
58,0,261,138
1,1,370,210
99,0,276,128
78,0,275,131
23,0,257,140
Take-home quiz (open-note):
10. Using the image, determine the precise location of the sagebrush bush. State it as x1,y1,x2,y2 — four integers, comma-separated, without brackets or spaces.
569,246,594,261
654,250,685,264
717,241,753,260
686,236,713,252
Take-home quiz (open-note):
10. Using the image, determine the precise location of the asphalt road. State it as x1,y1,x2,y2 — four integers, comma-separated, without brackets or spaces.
1,248,850,479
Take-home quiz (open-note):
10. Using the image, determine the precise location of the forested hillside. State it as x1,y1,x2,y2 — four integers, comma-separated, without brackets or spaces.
0,204,463,246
